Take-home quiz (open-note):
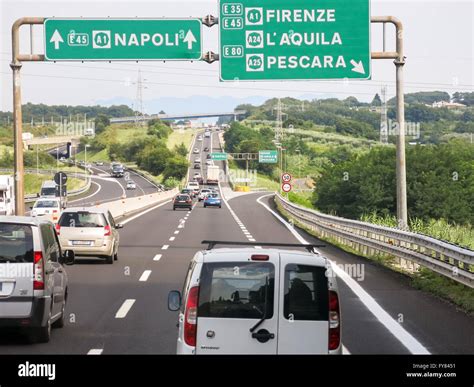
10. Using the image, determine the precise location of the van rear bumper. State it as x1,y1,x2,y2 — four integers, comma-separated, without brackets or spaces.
0,297,49,328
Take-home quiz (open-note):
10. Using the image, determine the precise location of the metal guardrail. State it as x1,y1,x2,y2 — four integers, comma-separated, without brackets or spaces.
275,192,474,288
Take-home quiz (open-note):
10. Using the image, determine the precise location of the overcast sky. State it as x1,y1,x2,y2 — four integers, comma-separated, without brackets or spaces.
0,0,472,113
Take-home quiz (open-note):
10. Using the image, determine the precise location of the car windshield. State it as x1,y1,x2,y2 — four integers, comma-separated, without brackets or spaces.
59,212,107,228
41,187,56,196
208,193,219,198
34,200,59,208
0,223,34,263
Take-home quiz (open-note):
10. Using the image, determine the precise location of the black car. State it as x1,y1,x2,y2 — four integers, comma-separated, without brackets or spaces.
173,194,193,210
181,188,195,198
194,163,201,169
206,154,212,159
204,147,209,152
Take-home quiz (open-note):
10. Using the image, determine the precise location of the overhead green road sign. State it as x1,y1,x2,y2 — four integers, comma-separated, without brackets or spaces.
211,152,228,161
219,0,371,81
44,18,202,61
259,150,278,163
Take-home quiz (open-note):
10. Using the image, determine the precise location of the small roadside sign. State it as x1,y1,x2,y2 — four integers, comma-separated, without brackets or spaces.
282,173,291,183
54,172,68,185
282,182,292,193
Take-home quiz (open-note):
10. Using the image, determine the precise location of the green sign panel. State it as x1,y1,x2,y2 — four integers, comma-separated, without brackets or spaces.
44,18,202,61
259,150,278,163
211,152,228,161
219,0,371,81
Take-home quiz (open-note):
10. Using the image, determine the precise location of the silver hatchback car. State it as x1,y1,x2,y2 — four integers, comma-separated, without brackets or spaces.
168,241,341,355
0,216,75,343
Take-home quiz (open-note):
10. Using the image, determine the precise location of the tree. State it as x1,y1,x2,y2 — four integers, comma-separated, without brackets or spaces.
94,114,110,134
174,143,188,157
163,156,189,180
371,93,382,106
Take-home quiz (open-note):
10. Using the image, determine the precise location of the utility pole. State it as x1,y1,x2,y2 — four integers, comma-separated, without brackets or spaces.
134,69,147,127
274,98,285,142
380,85,389,144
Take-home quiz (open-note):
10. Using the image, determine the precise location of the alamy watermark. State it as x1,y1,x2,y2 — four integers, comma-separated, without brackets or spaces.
55,121,96,137
381,119,420,139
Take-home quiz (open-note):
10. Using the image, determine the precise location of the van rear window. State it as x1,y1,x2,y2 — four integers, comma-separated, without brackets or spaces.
284,264,329,321
0,224,34,263
198,262,274,319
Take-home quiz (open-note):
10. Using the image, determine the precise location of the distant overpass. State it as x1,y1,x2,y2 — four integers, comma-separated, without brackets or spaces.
24,135,82,149
110,110,247,124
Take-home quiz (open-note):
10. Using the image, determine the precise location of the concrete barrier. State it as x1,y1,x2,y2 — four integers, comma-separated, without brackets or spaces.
95,188,178,221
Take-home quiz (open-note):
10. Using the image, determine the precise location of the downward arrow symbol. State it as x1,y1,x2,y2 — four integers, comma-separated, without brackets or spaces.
350,59,365,75
50,29,64,50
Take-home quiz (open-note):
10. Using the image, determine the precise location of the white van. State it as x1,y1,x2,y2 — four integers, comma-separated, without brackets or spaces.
168,241,342,355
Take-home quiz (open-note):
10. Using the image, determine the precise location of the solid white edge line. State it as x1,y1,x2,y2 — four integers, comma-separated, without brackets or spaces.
153,254,162,261
120,200,172,225
115,299,136,319
69,180,102,204
256,193,431,355
139,270,152,282
87,349,103,355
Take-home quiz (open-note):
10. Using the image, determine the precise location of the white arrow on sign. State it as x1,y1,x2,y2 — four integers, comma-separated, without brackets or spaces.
183,29,197,50
350,59,365,75
50,29,64,49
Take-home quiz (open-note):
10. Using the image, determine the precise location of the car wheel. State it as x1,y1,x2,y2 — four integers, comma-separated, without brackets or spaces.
114,252,118,261
30,309,52,343
53,299,66,329
173,207,176,211
106,254,113,264
219,205,222,208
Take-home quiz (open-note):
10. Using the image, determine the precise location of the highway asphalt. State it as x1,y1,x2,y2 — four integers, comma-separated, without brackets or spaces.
2,131,472,354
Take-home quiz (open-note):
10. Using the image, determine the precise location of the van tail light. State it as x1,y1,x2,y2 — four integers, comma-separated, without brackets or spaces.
55,223,61,235
251,254,269,261
104,225,112,236
33,251,45,290
329,290,341,351
184,286,199,347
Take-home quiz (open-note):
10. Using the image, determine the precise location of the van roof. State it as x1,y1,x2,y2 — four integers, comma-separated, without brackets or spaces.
41,181,56,188
199,247,327,266
0,215,51,226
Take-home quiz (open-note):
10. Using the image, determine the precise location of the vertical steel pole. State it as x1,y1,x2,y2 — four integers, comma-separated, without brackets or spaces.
10,62,25,216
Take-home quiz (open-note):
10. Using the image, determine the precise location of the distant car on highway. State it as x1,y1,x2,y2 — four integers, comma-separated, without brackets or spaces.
181,188,195,198
173,194,193,211
167,241,341,354
203,193,222,208
206,154,212,160
0,216,75,343
31,198,62,223
198,188,212,201
126,181,137,190
186,181,200,196
204,147,209,152
206,160,212,166
194,163,201,169
193,148,200,154
94,161,104,166
194,158,201,165
197,136,203,141
56,208,122,264
193,172,203,185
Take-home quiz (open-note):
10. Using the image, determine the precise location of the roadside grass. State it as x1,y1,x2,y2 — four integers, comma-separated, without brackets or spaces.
24,173,85,195
167,129,194,150
74,148,110,163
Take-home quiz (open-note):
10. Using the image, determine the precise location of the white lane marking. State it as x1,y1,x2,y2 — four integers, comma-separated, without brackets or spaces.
87,349,103,355
243,231,251,235
248,238,256,242
174,230,179,235
178,224,184,229
121,200,172,225
169,236,176,241
153,254,162,261
139,270,152,282
256,194,430,355
69,180,102,204
162,245,169,250
115,299,136,319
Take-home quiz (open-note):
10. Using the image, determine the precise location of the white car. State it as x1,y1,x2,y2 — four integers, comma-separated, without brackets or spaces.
194,158,201,164
168,241,341,355
31,198,62,223
206,160,212,166
197,136,203,142
193,148,200,154
126,181,137,190
186,181,200,195
198,188,212,201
